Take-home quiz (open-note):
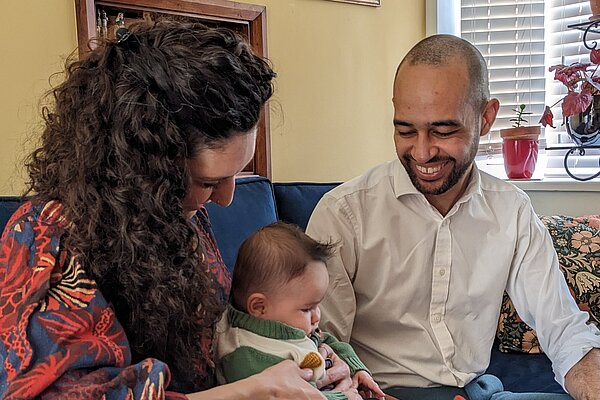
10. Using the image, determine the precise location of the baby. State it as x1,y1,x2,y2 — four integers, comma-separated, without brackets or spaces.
216,221,385,400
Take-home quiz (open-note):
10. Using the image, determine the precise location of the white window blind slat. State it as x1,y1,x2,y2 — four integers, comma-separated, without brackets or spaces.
462,0,547,155
460,0,599,179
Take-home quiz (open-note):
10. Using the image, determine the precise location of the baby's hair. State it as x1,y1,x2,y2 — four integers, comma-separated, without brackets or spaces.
232,221,334,310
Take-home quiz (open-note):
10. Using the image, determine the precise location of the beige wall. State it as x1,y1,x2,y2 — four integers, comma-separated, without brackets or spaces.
0,1,78,196
237,0,424,182
0,0,424,195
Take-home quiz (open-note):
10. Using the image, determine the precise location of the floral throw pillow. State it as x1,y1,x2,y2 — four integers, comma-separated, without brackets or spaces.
496,215,600,353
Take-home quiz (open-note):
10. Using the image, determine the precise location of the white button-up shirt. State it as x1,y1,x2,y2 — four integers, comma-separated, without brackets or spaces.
306,159,600,390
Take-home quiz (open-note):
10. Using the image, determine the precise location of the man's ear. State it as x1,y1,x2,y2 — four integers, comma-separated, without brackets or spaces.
247,293,268,318
480,98,500,137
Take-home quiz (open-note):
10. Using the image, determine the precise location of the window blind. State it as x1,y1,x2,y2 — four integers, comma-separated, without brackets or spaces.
545,0,600,178
461,0,546,156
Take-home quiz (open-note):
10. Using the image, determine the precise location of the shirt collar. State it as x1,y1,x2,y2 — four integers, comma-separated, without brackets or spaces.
392,159,421,198
391,159,483,204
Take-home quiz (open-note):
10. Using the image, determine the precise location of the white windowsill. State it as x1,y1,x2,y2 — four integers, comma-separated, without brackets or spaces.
508,179,600,192
476,155,600,192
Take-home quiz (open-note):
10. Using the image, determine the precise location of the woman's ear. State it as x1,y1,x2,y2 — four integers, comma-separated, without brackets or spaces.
246,293,268,318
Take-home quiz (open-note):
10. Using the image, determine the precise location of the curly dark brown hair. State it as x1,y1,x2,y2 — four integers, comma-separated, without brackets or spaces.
25,21,275,392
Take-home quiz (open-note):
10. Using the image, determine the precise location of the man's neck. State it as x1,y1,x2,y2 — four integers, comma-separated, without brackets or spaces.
424,165,474,216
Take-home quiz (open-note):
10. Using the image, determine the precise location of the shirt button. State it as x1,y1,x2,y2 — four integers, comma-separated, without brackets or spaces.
439,269,446,276
433,314,442,322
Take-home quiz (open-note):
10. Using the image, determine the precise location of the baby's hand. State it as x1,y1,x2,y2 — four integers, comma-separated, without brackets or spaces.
352,370,386,399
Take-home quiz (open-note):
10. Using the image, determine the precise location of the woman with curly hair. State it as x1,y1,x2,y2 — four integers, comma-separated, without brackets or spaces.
0,21,348,399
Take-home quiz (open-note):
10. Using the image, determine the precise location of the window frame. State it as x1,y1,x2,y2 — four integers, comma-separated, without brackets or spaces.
427,0,600,181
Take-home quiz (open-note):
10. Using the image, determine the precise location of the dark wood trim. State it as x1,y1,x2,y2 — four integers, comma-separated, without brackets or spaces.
74,0,97,57
74,0,271,178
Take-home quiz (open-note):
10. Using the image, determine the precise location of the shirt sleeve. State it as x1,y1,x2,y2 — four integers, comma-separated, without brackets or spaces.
505,200,600,389
306,194,358,343
0,203,183,400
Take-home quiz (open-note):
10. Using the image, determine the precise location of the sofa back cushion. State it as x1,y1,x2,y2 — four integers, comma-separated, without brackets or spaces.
273,182,340,230
206,176,278,271
0,197,23,238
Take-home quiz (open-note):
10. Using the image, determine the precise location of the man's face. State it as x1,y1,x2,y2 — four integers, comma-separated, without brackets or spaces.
392,62,490,205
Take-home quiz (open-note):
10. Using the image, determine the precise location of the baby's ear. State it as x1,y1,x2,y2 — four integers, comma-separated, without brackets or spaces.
246,293,268,317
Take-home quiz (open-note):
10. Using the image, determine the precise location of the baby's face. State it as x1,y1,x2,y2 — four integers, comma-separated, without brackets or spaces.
260,260,329,335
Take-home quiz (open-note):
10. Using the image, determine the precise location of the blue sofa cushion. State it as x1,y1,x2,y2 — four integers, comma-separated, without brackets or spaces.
206,176,278,272
487,346,563,393
273,182,340,230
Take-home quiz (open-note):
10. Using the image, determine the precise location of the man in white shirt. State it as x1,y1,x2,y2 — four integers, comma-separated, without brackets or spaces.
306,34,600,400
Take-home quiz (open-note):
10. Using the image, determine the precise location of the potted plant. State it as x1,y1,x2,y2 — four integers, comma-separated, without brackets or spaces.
500,104,541,179
540,47,600,146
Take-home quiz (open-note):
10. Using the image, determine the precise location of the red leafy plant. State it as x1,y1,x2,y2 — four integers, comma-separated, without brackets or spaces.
540,48,600,128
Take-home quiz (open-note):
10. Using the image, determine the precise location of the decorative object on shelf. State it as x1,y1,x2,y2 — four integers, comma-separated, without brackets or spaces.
100,10,108,39
96,10,102,38
115,12,130,42
500,104,541,179
540,17,600,181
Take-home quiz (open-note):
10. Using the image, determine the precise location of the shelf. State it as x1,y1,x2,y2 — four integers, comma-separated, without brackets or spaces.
567,18,600,49
545,145,600,151
544,146,600,181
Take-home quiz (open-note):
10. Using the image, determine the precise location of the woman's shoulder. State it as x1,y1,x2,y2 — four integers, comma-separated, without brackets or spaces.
1,200,68,258
4,200,67,231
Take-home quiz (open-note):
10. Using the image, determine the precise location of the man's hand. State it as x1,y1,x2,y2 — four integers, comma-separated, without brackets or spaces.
352,370,385,399
565,347,600,400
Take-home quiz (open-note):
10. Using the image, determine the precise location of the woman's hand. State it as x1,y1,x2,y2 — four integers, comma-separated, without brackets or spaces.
316,343,352,391
251,360,326,399
187,360,325,400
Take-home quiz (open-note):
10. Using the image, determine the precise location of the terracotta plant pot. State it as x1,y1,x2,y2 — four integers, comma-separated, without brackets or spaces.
500,126,541,179
592,0,600,18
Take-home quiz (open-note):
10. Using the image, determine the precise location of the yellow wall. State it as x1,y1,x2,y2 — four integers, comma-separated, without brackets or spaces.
0,0,424,195
236,0,425,182
0,1,78,195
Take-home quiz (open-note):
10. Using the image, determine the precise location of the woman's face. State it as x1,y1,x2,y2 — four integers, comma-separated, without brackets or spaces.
182,128,256,218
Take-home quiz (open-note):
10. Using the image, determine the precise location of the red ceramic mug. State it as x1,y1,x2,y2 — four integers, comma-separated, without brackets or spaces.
502,138,539,179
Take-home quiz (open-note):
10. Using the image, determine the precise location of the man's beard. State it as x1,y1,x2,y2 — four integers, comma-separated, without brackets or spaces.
401,137,479,195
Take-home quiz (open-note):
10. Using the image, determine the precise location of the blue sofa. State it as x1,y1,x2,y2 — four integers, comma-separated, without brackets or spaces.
0,176,564,394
